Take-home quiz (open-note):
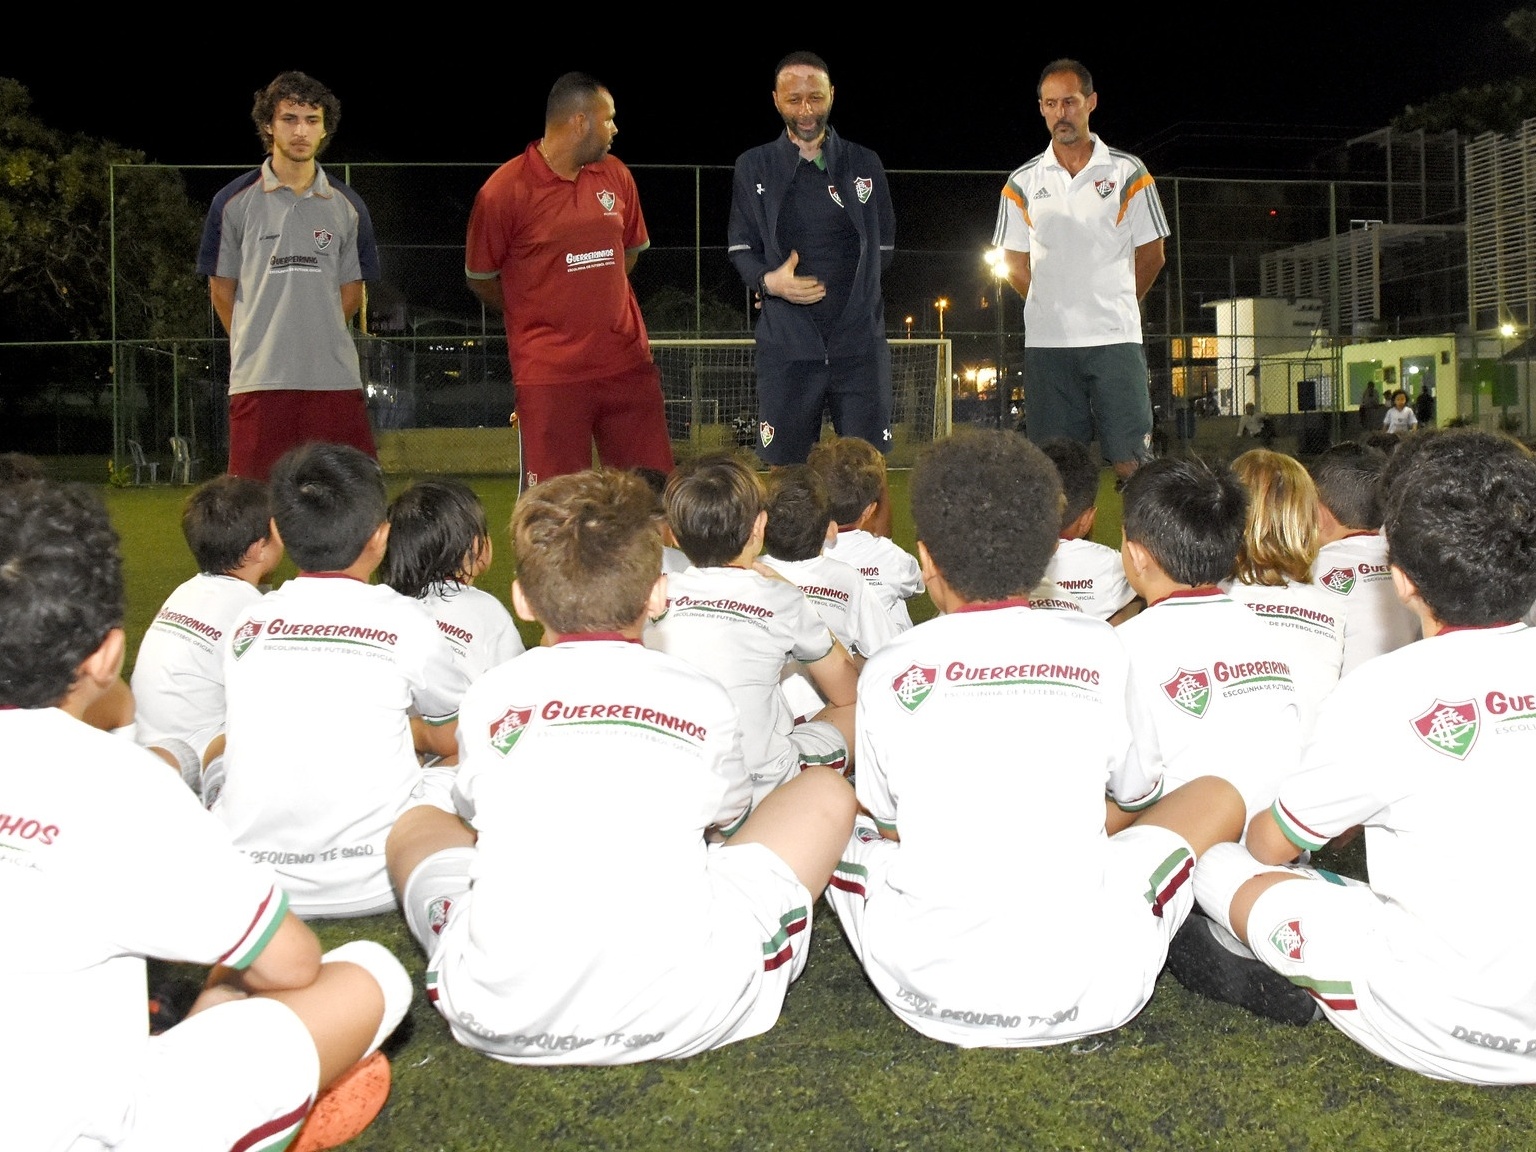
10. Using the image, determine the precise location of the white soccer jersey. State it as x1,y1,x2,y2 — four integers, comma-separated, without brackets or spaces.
761,551,896,658
1044,538,1135,620
1030,577,1085,613
3,708,288,1151
427,636,809,1063
1115,588,1301,821
215,575,469,916
828,601,1182,1047
1221,577,1345,741
824,528,924,632
420,583,526,683
645,565,837,797
1263,623,1536,1082
1312,532,1421,677
130,573,263,761
992,135,1170,348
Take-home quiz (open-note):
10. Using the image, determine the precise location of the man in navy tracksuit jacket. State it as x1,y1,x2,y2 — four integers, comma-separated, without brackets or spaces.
728,52,896,465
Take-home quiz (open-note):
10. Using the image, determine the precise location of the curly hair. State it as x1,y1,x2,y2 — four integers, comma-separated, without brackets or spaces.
251,71,341,156
0,482,124,709
910,429,1061,603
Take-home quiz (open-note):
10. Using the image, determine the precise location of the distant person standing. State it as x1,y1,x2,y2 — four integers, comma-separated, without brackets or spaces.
728,51,896,465
1383,388,1418,435
465,72,673,490
198,71,378,481
1414,383,1435,427
1357,382,1383,430
993,58,1170,486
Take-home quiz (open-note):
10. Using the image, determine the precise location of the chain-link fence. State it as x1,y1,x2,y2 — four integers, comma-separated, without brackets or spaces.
1,161,1498,477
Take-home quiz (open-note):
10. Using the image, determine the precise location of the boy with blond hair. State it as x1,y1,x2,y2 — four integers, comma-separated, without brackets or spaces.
387,467,856,1065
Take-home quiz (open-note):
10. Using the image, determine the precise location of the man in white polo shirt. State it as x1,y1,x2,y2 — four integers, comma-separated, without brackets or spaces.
993,58,1170,486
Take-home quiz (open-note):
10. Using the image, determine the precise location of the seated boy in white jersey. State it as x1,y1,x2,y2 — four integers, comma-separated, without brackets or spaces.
210,443,470,918
0,480,411,1152
1039,437,1141,624
130,475,283,794
1173,430,1536,1084
808,435,925,633
1115,457,1301,825
760,465,895,720
646,452,858,800
380,478,525,752
825,429,1244,1049
385,468,858,1066
1221,449,1344,743
1306,441,1420,676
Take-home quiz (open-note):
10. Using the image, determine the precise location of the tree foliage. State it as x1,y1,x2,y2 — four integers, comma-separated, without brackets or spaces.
0,77,205,343
1394,9,1536,136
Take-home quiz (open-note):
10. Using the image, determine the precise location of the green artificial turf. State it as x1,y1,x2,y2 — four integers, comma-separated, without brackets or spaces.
101,469,1534,1152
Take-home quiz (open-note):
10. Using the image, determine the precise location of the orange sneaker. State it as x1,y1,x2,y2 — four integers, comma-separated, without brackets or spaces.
291,1051,392,1152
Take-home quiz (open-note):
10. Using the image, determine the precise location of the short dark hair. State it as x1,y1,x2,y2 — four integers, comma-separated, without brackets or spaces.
380,479,489,600
546,72,606,123
0,452,46,484
0,482,123,709
1121,456,1248,586
269,443,386,574
1039,436,1099,527
764,465,833,562
1383,429,1536,626
807,436,886,526
775,51,831,82
1038,58,1094,98
182,475,272,575
911,429,1061,603
1307,441,1388,530
664,452,764,568
251,71,340,155
513,469,661,635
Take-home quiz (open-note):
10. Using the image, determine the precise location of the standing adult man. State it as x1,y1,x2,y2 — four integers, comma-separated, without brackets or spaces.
993,59,1170,485
728,51,896,466
198,71,378,481
465,72,673,490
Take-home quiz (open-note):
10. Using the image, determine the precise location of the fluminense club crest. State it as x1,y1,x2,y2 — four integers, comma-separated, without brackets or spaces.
596,189,616,212
855,176,873,204
1093,178,1116,199
892,664,937,713
428,896,453,937
313,228,333,249
1269,918,1305,961
827,185,845,208
1318,567,1355,596
232,619,264,659
1412,699,1479,760
759,421,775,447
1162,668,1210,718
489,705,534,756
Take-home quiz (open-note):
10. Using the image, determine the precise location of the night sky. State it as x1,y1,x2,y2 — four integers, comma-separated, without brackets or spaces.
5,12,1527,172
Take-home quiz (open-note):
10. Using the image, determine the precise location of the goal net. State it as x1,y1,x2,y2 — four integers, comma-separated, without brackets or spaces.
652,338,952,467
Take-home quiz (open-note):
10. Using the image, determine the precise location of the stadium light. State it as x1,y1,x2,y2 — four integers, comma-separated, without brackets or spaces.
935,298,948,337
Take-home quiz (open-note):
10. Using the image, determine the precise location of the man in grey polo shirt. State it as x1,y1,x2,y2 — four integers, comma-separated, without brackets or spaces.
198,71,379,480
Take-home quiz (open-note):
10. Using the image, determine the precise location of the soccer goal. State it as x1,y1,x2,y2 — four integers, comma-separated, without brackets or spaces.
651,339,952,467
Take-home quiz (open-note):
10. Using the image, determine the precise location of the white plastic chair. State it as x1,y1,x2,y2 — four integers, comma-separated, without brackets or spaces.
169,435,200,485
127,440,158,485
